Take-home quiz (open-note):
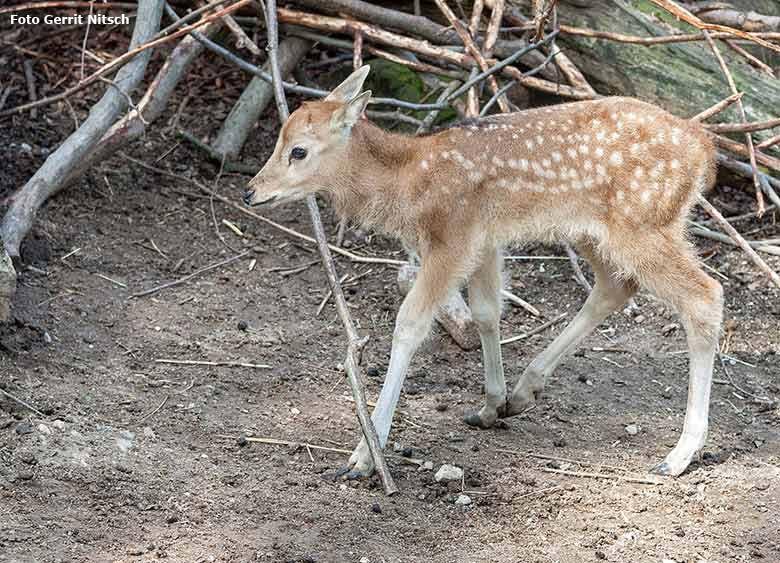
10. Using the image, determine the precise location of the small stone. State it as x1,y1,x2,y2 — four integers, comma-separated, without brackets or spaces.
553,437,567,448
634,314,645,324
455,494,472,506
661,387,673,399
143,426,157,440
359,557,369,563
435,464,464,483
290,407,300,415
15,422,34,435
435,401,448,412
237,435,249,447
392,442,403,453
237,320,249,331
661,322,679,336
166,514,179,524
625,423,639,436
366,366,380,378
421,461,434,471
370,502,382,514
577,373,589,383
37,424,52,435
595,551,607,560
15,470,34,481
401,447,413,458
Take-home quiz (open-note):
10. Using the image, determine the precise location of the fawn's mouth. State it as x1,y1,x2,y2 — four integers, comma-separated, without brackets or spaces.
244,194,277,207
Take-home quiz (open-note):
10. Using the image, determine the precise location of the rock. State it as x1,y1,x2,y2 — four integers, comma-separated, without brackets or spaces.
366,366,380,378
435,464,464,483
455,494,472,506
370,502,382,514
143,426,157,440
435,401,449,412
625,423,640,436
633,314,645,324
359,558,369,563
15,422,33,435
290,407,300,415
418,461,434,472
553,437,567,448
401,447,413,458
38,424,51,435
116,430,136,453
15,470,34,481
237,320,248,331
661,323,679,336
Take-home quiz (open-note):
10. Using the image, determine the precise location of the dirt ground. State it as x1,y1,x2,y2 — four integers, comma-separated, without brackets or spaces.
2,29,780,563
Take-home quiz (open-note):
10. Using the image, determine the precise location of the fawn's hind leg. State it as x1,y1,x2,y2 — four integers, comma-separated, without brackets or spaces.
463,247,507,429
636,242,722,476
507,244,638,415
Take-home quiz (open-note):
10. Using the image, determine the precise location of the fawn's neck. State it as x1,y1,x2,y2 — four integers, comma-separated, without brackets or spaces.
324,120,423,232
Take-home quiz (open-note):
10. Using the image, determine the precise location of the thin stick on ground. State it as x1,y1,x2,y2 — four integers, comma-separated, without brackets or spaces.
542,467,664,485
696,195,780,288
563,243,592,292
155,359,271,369
138,395,168,422
501,313,567,345
130,248,254,298
702,31,764,214
0,387,45,418
264,0,397,496
217,434,353,455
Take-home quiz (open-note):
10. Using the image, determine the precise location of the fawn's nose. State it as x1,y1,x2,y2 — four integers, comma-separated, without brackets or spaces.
242,189,254,206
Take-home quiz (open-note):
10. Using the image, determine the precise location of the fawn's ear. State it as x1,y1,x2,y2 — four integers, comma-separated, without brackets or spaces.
325,65,371,102
331,90,371,131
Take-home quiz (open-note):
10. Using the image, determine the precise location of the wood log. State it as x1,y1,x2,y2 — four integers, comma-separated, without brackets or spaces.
213,37,312,159
537,1,780,125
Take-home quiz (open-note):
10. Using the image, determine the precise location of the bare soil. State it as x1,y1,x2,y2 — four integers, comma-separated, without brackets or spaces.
2,34,780,563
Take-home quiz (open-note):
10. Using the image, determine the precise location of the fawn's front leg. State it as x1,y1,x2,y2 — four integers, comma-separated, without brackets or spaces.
343,254,457,478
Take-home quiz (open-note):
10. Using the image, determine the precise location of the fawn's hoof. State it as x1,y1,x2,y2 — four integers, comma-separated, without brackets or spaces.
463,411,494,429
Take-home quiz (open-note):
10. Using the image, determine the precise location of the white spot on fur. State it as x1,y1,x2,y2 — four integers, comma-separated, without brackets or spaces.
634,167,644,178
671,159,680,170
567,148,577,159
641,191,651,203
609,152,623,166
552,151,562,162
420,160,429,170
671,128,682,145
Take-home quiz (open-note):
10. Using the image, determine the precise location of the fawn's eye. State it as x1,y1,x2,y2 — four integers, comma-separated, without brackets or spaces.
290,147,307,162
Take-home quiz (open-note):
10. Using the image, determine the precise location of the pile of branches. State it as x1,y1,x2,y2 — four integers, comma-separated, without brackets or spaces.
1,0,780,490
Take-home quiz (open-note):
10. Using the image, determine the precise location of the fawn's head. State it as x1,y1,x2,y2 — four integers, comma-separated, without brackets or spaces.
243,66,372,207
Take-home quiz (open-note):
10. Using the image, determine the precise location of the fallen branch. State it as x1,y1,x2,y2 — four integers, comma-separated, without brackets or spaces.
266,0,398,496
689,92,743,122
702,30,763,213
649,0,780,53
0,0,250,118
696,195,780,288
1,0,166,260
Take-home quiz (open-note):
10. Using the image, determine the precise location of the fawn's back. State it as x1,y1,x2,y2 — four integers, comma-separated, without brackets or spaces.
414,97,716,249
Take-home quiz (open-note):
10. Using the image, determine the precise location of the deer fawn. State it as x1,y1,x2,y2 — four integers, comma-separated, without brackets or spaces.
244,66,722,478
